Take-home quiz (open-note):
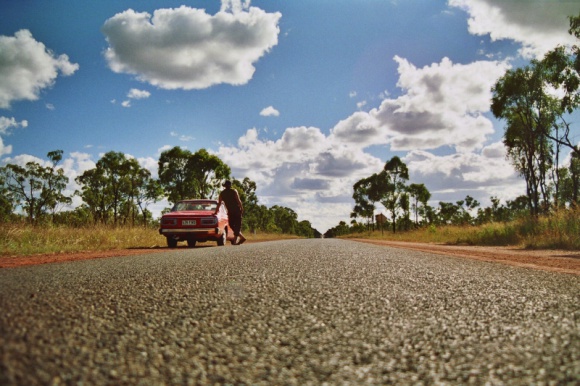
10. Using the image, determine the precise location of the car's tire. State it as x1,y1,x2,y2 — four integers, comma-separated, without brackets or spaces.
187,239,197,248
167,237,178,248
217,230,226,246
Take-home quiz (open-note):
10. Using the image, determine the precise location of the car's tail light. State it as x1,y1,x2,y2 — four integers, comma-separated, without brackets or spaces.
161,218,177,226
201,217,217,226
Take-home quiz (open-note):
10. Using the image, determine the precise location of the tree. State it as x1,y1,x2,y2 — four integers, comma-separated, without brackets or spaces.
492,62,557,216
133,168,163,227
189,149,231,199
270,205,298,234
43,150,72,221
0,171,14,222
0,150,70,224
351,171,389,230
555,152,580,207
76,151,160,226
492,13,580,215
233,177,259,233
95,151,131,225
76,167,110,224
158,147,231,204
407,183,431,226
380,156,409,233
543,14,580,121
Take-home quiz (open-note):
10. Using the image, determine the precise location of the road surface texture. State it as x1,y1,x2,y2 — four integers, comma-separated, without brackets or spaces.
1,239,578,385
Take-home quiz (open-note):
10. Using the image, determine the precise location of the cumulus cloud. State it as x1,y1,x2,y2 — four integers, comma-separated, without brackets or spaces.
121,88,151,108
403,142,523,206
331,56,509,153
0,138,11,157
0,30,78,109
170,131,194,142
0,117,28,157
260,106,280,117
0,116,28,135
449,0,578,58
102,3,281,89
216,126,385,230
127,88,151,99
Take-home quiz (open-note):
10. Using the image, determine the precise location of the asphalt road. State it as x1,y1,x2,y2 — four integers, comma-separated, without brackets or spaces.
0,239,578,385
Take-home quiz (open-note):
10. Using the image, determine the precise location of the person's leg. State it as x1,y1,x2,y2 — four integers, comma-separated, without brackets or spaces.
229,214,242,245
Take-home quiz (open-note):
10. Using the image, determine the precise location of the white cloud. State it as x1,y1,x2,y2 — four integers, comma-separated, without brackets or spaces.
260,106,280,117
102,5,281,90
449,0,578,58
170,131,194,142
0,116,28,135
157,145,173,154
403,143,524,208
356,100,367,110
0,138,12,157
0,30,78,109
127,88,151,99
0,117,27,156
137,156,159,178
216,126,384,230
331,56,509,153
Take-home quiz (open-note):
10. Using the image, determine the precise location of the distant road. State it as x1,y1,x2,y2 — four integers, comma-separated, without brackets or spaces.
1,239,578,384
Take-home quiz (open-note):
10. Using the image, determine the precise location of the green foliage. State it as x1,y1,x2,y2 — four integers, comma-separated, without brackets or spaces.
158,147,231,204
75,151,160,226
0,150,71,224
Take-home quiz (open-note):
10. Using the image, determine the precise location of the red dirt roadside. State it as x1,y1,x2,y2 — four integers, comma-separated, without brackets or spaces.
1,240,579,275
352,239,580,275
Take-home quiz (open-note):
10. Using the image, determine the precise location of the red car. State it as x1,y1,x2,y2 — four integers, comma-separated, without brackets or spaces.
159,199,235,248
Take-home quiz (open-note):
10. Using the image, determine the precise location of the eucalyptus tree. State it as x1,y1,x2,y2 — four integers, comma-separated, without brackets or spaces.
132,167,163,227
492,62,557,216
0,150,70,224
158,146,195,205
407,183,431,226
380,156,409,233
351,171,388,229
189,148,231,199
76,167,110,224
76,151,158,225
0,172,14,222
493,13,580,214
158,146,231,204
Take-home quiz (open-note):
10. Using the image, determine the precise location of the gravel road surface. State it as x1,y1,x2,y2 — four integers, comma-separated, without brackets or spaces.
1,239,578,385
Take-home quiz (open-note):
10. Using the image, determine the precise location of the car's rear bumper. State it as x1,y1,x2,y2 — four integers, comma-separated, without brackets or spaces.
160,228,220,234
159,228,226,241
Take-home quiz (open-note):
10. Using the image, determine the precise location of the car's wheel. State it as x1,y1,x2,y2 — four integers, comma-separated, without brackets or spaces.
187,239,197,248
167,237,178,248
217,230,226,246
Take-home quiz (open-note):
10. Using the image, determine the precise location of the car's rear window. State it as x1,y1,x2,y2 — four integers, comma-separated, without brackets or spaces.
172,201,217,212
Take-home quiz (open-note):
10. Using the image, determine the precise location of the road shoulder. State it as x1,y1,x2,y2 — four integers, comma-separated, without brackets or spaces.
350,239,580,275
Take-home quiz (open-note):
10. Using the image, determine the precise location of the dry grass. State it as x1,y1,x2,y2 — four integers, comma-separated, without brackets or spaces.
343,208,580,250
0,224,300,257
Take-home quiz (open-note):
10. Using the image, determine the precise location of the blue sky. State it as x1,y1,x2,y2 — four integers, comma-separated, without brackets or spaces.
1,0,578,231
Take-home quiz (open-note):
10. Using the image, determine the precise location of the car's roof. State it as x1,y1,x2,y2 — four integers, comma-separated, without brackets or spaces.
178,199,218,203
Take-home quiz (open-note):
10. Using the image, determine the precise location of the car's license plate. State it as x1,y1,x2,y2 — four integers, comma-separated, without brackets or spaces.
182,220,197,226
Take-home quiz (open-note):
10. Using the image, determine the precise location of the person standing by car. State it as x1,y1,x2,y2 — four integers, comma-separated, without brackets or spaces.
215,180,246,245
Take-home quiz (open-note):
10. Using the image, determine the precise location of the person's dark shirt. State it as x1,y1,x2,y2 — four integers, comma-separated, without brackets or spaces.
220,188,241,215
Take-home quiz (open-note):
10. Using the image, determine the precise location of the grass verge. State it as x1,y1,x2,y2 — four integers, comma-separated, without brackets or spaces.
0,224,299,257
343,209,580,250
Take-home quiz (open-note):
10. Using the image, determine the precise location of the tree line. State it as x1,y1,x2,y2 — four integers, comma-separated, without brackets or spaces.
0,146,317,238
326,13,580,238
